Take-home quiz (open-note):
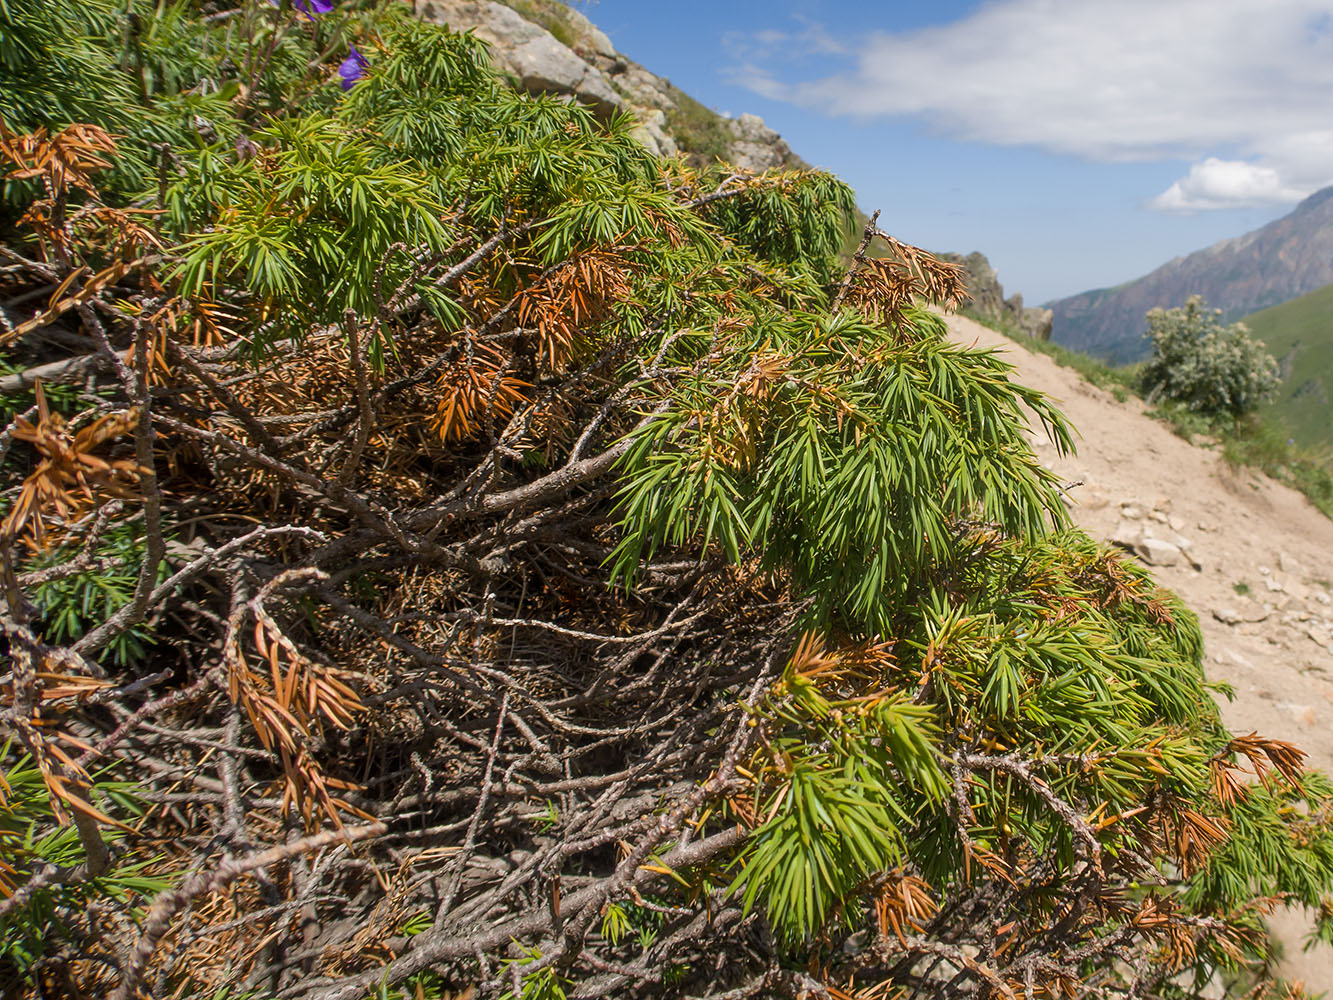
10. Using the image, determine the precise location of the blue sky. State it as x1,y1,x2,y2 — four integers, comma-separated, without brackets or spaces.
577,0,1333,305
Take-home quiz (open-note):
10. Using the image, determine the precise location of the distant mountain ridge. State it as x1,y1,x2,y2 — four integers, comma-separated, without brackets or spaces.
1049,187,1333,364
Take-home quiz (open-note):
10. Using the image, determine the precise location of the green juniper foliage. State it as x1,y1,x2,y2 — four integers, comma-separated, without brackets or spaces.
0,748,172,979
1,3,1332,1000
0,0,132,139
26,518,170,668
611,308,1074,631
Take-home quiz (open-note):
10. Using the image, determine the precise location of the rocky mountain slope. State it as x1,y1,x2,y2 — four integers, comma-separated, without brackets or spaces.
415,1,1063,337
1242,282,1333,451
947,311,1333,989
941,251,1053,340
1049,187,1333,364
418,0,806,172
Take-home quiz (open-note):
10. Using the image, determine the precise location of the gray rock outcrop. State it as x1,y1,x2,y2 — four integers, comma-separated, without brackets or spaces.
725,113,791,173
940,251,1053,340
418,0,801,168
420,1,623,119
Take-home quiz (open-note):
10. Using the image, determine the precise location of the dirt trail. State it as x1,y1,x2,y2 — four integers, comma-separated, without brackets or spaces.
944,312,1333,988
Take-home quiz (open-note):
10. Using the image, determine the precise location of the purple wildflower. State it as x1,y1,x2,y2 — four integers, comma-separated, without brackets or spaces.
270,0,334,17
338,46,368,91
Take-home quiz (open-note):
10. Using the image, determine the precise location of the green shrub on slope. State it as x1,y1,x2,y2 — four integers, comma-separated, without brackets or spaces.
0,5,1330,1000
1142,295,1281,419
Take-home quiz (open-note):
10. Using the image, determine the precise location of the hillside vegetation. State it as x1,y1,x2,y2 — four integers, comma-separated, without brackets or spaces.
1242,282,1333,451
4,4,1333,1000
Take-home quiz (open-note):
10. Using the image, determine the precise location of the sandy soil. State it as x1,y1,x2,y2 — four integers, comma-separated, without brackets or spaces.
943,312,1333,989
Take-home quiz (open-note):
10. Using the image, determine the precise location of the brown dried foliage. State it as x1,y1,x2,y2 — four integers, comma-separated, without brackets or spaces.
515,247,635,370
838,226,969,331
872,872,938,946
431,341,530,443
1,384,143,545
0,122,117,199
226,609,370,828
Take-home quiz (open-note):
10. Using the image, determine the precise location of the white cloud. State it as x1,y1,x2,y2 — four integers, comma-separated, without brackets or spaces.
1150,158,1309,212
734,0,1333,210
726,64,791,102
723,17,848,62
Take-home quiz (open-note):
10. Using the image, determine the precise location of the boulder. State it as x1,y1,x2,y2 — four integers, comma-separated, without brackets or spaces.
614,65,675,109
1138,536,1182,567
949,251,1003,317
557,5,616,59
727,140,786,173
712,113,799,172
1108,521,1196,569
1020,305,1054,341
629,108,677,159
420,1,623,119
419,2,806,169
731,112,778,144
1245,604,1272,623
1109,520,1144,550
1004,292,1054,341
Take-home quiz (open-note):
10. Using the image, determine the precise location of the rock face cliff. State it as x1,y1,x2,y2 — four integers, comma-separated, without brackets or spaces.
417,2,1056,326
1049,186,1333,364
418,0,806,172
941,252,1053,340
